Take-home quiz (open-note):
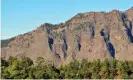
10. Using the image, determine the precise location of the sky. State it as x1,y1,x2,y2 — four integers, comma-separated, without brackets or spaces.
1,0,133,39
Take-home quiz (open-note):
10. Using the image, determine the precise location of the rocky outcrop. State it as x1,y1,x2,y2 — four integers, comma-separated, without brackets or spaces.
1,7,133,65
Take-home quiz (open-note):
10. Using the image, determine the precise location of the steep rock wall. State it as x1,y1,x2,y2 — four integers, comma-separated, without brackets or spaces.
1,8,133,65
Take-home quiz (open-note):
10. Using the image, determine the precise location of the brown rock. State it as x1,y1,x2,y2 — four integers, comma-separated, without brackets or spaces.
1,7,133,65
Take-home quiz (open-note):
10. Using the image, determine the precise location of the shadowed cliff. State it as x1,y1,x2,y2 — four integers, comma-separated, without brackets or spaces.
1,7,133,65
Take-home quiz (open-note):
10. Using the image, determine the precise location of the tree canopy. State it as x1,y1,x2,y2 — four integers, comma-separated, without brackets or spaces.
1,57,133,79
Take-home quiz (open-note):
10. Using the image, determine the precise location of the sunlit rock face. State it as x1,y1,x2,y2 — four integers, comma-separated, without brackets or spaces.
2,7,133,66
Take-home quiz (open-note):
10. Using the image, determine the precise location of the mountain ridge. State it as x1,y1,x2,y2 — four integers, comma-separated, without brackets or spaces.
1,7,133,66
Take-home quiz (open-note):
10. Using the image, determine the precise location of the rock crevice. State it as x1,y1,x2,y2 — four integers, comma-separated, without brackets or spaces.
100,29,115,58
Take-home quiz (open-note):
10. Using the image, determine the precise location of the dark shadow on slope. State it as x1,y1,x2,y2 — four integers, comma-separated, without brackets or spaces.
129,21,132,30
100,29,115,58
89,23,95,39
121,13,133,43
106,43,115,58
77,40,81,51
100,28,104,36
125,21,133,43
126,27,133,43
62,38,68,58
48,37,54,51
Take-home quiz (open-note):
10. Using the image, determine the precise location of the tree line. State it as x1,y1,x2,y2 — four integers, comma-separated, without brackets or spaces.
1,37,15,48
1,56,133,79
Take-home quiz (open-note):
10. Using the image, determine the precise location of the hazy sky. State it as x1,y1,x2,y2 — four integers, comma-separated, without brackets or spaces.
1,0,133,39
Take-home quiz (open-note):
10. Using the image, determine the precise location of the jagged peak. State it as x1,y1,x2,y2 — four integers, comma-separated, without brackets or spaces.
3,7,133,42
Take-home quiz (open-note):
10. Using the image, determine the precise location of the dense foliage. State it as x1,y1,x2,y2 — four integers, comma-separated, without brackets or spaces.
1,56,133,79
1,37,15,47
1,39,10,47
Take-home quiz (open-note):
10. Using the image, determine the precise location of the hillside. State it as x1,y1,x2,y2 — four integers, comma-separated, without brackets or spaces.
1,7,133,66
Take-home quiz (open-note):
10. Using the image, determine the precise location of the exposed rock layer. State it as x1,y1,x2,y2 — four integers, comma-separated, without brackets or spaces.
1,8,133,65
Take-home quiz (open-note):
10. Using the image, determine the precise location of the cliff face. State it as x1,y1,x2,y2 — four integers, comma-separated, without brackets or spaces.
2,8,133,65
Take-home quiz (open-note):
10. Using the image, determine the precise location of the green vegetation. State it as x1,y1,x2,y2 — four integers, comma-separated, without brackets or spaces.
1,39,10,47
40,23,58,30
1,37,15,47
1,57,133,79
